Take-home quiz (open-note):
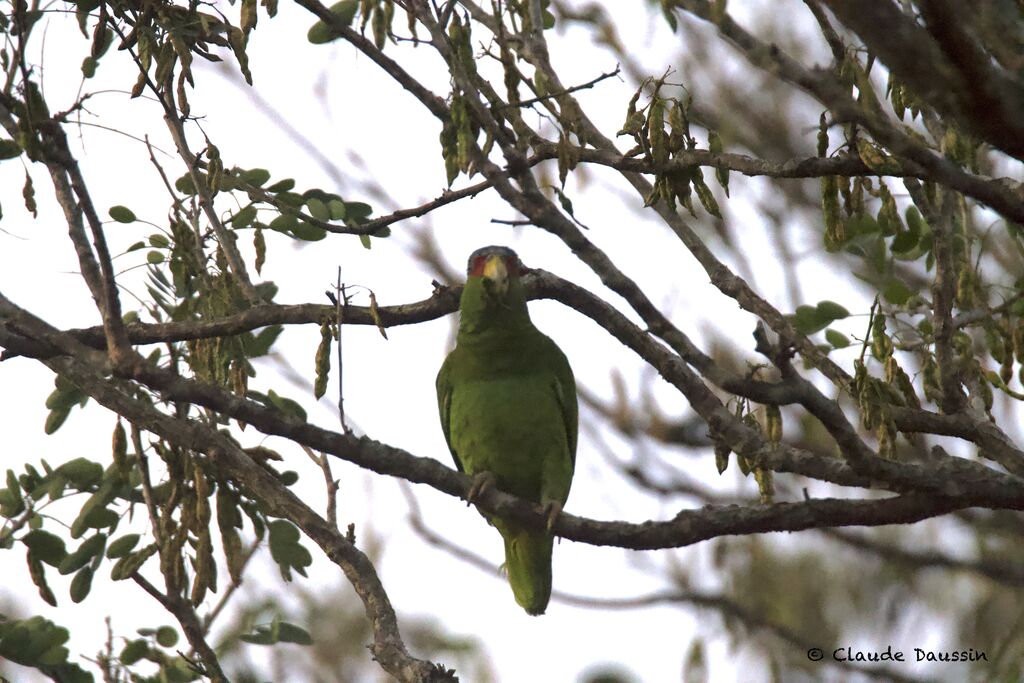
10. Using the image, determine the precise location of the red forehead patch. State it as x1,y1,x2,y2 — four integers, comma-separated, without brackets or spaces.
469,254,489,277
468,251,522,277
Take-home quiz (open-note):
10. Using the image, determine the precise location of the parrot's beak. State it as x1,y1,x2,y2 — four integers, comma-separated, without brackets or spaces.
482,254,509,296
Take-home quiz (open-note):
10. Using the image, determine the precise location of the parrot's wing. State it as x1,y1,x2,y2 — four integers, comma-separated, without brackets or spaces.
435,352,465,473
548,338,578,468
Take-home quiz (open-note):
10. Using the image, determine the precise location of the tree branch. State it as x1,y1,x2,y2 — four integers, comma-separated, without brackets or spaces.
6,294,1024,553
45,353,451,683
822,0,1024,162
131,573,228,682
671,0,1024,225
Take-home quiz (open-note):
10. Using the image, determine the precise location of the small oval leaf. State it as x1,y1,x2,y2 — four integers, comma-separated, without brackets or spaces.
108,206,136,223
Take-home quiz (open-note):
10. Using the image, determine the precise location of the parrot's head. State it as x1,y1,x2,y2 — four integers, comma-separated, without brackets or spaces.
466,245,525,300
458,246,531,333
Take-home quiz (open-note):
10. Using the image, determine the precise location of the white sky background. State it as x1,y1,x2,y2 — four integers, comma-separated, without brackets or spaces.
0,1,985,681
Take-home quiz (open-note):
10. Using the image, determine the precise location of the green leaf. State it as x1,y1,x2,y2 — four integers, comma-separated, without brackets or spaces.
69,566,93,603
825,329,851,349
120,638,148,665
276,622,313,645
31,473,65,502
22,530,67,566
279,542,312,572
243,325,283,357
9,468,23,493
268,213,300,234
81,56,97,78
156,626,179,648
69,477,119,538
59,533,107,575
267,178,296,193
109,544,157,580
231,205,258,227
146,251,164,264
106,533,141,559
846,213,880,236
268,519,300,547
328,199,346,220
344,201,373,223
45,383,87,412
145,234,168,249
44,407,72,435
0,489,25,517
890,229,918,254
278,470,299,486
174,173,197,195
56,458,104,488
108,206,136,223
255,281,279,302
791,305,831,335
82,507,119,530
240,168,271,187
0,139,22,160
249,390,307,421
359,233,372,249
882,278,913,305
815,300,850,321
307,0,359,44
289,221,327,242
276,191,305,207
306,198,330,221
239,626,277,645
0,617,82,674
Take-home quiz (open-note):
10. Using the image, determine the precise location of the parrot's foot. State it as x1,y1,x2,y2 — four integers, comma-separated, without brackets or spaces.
465,471,497,506
540,500,563,533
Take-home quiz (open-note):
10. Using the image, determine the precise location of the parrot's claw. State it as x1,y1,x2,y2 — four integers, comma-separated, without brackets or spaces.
541,500,563,533
466,471,497,506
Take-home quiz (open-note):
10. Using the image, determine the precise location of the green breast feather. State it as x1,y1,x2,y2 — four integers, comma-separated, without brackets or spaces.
436,247,577,615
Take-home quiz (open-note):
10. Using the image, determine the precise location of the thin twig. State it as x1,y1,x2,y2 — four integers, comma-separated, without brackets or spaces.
492,66,621,109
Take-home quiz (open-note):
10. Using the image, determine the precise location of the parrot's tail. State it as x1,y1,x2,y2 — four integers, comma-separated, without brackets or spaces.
500,524,553,616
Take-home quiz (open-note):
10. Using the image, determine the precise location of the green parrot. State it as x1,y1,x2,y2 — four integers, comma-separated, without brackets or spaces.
436,245,578,616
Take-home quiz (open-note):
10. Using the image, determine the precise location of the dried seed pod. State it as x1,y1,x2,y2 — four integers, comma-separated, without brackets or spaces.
27,550,57,606
817,112,829,157
693,173,721,219
956,268,975,308
922,355,942,404
112,420,128,472
668,101,686,154
871,313,893,360
707,129,729,195
754,467,774,504
647,99,667,165
821,175,843,251
314,320,332,399
764,404,782,445
369,292,388,339
876,422,895,459
22,172,36,218
714,442,730,475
